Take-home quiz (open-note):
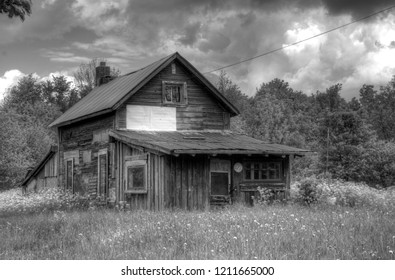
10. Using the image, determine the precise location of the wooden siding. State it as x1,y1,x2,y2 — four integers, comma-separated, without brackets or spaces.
44,152,57,177
230,155,289,205
116,141,210,210
117,61,229,130
58,113,116,198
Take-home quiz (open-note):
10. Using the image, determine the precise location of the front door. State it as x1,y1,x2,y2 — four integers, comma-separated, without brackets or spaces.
210,159,231,205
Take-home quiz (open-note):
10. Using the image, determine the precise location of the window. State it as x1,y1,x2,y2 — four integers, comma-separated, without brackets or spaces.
97,150,107,197
162,81,187,105
65,159,73,191
125,160,147,193
244,162,281,181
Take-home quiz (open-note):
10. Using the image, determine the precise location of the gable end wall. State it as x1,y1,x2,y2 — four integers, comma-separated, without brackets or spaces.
116,61,230,130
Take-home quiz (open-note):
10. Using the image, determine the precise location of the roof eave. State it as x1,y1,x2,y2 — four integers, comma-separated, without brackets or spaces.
174,53,240,116
112,53,178,111
21,146,57,186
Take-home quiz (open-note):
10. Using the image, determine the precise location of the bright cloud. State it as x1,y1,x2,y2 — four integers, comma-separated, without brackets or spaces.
0,70,25,101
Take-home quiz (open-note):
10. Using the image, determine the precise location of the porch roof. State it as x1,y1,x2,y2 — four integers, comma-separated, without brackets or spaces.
109,130,310,156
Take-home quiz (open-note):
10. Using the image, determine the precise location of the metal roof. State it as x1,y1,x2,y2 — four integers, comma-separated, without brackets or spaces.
109,130,310,156
49,52,239,127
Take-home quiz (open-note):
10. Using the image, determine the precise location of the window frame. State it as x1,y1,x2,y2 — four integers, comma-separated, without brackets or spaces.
125,159,148,194
162,80,187,106
97,149,108,197
65,158,74,192
243,160,283,182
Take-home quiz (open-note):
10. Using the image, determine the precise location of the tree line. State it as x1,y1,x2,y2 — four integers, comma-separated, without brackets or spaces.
216,71,395,188
1,64,394,189
0,60,119,188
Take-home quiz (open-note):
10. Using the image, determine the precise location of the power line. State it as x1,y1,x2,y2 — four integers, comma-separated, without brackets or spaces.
203,4,395,74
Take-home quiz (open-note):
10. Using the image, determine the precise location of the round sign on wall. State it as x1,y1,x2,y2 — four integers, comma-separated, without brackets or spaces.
233,162,243,173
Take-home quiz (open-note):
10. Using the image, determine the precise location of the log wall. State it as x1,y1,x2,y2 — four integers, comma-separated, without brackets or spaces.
58,113,116,200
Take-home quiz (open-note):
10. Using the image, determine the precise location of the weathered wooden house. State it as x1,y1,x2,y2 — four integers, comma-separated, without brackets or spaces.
49,52,308,210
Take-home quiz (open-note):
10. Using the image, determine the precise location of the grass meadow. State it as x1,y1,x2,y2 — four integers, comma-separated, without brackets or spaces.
0,180,394,260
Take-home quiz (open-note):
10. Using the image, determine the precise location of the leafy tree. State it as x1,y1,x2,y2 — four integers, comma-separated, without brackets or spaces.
313,84,347,112
215,71,249,133
2,74,42,110
359,78,395,141
244,92,294,144
319,111,375,180
41,75,79,112
0,0,32,21
0,75,59,189
216,71,249,111
73,58,121,98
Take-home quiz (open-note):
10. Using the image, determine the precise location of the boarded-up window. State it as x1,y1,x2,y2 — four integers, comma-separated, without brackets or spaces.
126,105,176,131
244,162,281,181
125,160,147,193
65,159,73,191
98,150,107,197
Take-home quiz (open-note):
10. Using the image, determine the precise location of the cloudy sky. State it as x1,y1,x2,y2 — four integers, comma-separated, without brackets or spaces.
1,0,395,101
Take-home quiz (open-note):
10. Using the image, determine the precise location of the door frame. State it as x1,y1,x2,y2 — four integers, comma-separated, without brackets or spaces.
209,158,231,204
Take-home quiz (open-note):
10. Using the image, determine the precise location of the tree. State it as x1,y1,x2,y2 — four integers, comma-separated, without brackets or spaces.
73,58,121,98
313,84,347,112
318,111,375,180
0,0,32,21
0,75,60,189
41,75,79,112
359,78,395,141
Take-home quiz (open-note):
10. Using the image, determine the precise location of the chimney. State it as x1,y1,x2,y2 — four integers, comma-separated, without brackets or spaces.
95,61,111,86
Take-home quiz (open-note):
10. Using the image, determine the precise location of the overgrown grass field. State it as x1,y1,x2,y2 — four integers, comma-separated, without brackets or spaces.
0,179,394,260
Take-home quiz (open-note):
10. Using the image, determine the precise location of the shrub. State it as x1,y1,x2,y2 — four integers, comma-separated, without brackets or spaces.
291,176,395,210
357,140,395,188
293,177,320,205
254,187,275,205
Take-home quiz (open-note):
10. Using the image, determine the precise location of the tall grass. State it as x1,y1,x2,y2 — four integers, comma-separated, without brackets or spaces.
0,182,394,260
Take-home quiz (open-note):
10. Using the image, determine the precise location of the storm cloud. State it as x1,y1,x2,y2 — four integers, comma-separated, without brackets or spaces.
1,0,395,101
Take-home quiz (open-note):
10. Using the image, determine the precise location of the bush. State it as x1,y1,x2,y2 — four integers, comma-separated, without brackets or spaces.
294,177,320,205
291,176,395,210
0,187,105,215
254,187,275,205
357,140,395,188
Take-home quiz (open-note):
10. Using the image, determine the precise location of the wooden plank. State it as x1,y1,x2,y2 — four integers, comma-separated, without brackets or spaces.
147,153,152,210
194,159,199,210
175,157,181,208
187,158,193,210
181,156,188,210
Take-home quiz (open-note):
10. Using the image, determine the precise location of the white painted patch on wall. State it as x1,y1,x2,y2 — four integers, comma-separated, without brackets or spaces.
126,105,176,131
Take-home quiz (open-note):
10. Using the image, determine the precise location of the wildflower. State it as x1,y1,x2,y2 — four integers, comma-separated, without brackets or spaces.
389,250,394,255
233,236,237,240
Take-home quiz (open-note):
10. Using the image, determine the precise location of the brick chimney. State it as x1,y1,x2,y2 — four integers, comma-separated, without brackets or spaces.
95,61,111,86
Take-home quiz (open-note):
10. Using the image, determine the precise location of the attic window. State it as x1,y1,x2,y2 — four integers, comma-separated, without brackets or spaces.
162,81,187,105
171,63,176,74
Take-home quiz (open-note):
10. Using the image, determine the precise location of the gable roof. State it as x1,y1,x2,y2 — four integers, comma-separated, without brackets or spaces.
49,52,239,127
109,130,310,156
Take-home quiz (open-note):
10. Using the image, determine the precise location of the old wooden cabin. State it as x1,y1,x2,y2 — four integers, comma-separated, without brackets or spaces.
48,52,308,210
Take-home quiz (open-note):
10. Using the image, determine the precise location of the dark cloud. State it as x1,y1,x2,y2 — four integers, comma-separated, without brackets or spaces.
321,0,395,18
178,22,201,46
198,32,231,52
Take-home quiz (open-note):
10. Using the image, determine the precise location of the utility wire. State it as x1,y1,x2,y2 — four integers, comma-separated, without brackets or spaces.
203,4,395,74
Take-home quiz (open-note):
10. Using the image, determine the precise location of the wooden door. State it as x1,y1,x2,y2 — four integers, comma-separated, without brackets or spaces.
210,159,231,205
